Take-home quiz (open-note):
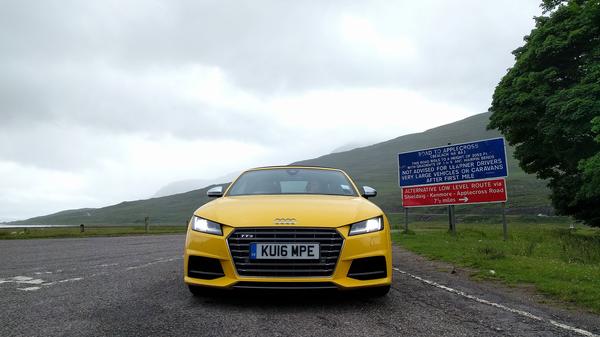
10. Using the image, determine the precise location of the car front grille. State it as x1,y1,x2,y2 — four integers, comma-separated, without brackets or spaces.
227,228,344,277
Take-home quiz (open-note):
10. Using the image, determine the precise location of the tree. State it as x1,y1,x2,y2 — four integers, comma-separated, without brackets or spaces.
489,0,600,226
578,116,600,210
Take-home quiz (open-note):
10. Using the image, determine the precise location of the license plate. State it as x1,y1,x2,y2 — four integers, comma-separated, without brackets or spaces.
249,243,320,260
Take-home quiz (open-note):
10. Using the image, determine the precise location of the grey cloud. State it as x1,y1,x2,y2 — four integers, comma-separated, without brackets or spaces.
0,123,120,171
1,1,540,108
0,0,540,170
0,0,544,219
0,60,283,141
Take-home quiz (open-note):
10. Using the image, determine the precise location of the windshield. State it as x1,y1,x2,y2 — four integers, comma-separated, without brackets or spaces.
227,168,357,196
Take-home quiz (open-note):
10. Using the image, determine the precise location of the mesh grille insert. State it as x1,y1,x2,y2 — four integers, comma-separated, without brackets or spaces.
187,256,225,280
228,228,343,277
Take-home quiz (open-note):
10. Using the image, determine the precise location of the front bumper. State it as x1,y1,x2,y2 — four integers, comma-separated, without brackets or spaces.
183,220,393,290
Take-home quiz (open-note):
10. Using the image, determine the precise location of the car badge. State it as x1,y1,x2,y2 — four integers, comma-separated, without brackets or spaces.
274,218,297,225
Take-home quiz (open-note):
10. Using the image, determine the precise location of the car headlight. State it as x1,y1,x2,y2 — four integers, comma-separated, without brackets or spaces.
348,216,383,236
191,216,223,236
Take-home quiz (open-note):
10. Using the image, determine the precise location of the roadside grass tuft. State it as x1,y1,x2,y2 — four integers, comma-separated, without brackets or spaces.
554,229,600,265
392,220,600,314
477,246,506,260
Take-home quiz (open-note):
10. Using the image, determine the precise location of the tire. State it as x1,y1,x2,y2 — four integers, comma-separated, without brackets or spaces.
364,285,390,297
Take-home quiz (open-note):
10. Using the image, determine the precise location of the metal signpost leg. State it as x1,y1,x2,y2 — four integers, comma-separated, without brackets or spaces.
453,205,457,234
448,205,452,231
404,207,409,233
502,202,508,241
447,142,453,233
450,205,456,235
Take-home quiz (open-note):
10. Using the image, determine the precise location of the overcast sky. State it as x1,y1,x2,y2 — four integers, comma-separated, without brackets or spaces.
0,0,542,221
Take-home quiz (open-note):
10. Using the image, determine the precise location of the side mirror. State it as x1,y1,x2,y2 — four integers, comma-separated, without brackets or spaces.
207,186,223,198
361,186,377,198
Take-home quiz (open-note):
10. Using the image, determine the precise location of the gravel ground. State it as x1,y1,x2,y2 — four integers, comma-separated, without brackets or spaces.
1,234,598,337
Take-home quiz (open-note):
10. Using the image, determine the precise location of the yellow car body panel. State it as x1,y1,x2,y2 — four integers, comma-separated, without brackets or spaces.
183,166,393,291
196,194,384,228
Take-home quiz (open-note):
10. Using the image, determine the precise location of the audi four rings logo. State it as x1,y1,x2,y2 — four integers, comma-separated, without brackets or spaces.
274,218,297,225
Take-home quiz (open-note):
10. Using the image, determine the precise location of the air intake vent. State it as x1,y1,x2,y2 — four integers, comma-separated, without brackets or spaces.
187,256,225,280
347,256,387,280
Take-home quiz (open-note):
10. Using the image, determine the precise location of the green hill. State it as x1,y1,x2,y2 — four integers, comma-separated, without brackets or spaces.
293,112,551,215
10,186,219,226
11,112,552,226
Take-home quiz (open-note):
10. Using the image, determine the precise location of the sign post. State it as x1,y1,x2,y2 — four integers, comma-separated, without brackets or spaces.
450,205,456,235
398,138,509,236
404,207,409,233
502,202,508,241
448,206,454,233
447,143,454,234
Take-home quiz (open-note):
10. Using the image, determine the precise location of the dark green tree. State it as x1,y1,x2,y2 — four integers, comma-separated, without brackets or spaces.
579,116,600,197
489,0,600,226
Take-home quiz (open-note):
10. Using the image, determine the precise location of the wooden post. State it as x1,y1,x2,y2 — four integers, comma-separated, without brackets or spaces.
144,216,150,233
502,202,508,241
80,224,85,233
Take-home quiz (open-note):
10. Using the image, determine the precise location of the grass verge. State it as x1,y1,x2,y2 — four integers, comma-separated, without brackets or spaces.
391,220,600,314
0,226,186,240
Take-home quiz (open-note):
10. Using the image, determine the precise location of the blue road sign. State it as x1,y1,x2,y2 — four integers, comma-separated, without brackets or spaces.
398,138,508,187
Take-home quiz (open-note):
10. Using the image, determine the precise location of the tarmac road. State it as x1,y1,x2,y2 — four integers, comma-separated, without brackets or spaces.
1,234,599,337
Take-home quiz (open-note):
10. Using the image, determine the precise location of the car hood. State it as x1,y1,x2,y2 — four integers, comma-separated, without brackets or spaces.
194,195,382,228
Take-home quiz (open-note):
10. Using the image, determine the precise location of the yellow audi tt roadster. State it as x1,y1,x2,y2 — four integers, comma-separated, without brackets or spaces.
183,166,392,296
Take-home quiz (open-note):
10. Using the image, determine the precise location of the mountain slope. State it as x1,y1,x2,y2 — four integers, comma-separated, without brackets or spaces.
294,112,550,213
11,112,551,226
11,185,221,226
153,171,240,197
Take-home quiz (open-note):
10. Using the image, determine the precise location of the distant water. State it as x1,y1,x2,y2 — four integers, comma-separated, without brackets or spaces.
0,224,76,229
